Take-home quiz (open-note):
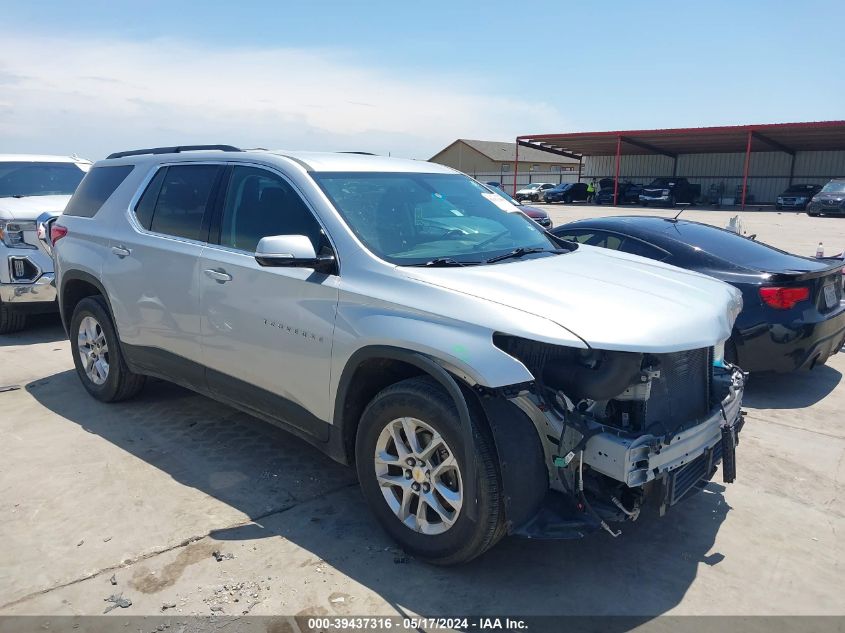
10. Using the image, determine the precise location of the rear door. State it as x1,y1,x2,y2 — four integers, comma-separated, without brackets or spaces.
198,164,339,438
105,163,223,385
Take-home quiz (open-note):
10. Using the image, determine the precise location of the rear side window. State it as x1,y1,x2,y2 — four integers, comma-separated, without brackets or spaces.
64,165,134,218
618,238,669,261
141,165,221,241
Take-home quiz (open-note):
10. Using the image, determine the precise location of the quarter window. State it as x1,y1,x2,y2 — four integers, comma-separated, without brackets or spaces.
219,166,324,253
134,168,166,230
144,165,221,241
64,165,133,218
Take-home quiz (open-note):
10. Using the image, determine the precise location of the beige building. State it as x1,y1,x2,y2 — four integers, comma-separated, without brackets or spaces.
429,139,580,184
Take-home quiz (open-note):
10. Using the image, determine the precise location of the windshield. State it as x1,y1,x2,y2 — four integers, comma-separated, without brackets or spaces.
784,185,817,193
552,184,572,191
313,172,558,265
821,181,845,194
0,162,86,198
648,178,673,187
521,183,541,190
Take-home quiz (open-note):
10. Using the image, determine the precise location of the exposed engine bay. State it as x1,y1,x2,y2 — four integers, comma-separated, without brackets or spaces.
491,335,745,538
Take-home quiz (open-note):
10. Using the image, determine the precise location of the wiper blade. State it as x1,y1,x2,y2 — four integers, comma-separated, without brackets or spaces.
485,247,563,264
414,257,479,267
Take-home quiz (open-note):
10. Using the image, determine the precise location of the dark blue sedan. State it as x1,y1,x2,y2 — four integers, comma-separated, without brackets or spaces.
552,216,845,373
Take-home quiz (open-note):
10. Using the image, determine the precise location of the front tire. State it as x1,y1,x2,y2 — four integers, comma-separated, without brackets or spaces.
356,376,504,565
70,296,145,402
0,299,26,334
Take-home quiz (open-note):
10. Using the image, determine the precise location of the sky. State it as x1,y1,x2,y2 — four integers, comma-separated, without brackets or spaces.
1,0,842,160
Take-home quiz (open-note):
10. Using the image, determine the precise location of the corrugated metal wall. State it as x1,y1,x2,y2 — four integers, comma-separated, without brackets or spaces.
583,150,845,203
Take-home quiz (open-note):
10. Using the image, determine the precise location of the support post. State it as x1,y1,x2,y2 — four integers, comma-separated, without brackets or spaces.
513,141,519,196
741,130,752,210
788,152,796,186
577,156,582,183
613,135,621,206
672,156,678,177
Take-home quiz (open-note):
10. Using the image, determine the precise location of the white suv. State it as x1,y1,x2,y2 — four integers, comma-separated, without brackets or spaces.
54,145,745,564
0,154,90,332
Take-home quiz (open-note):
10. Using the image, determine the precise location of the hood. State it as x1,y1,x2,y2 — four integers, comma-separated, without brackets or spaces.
518,205,548,219
515,187,538,194
401,245,742,353
814,192,845,203
0,194,71,220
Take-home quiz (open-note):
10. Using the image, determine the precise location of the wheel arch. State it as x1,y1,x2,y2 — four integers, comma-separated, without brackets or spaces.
59,271,115,335
334,344,550,530
334,345,482,519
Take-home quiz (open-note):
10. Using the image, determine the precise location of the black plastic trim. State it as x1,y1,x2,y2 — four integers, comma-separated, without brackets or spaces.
477,394,549,533
122,344,331,444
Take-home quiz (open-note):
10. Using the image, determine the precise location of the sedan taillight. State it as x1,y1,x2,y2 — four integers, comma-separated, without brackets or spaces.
50,223,68,245
759,286,809,310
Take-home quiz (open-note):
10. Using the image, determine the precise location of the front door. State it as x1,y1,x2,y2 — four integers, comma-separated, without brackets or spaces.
199,165,339,439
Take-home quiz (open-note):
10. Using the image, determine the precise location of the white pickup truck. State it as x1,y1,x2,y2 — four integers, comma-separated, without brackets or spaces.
0,155,91,332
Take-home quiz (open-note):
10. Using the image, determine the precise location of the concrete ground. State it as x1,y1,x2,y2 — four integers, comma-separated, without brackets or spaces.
1,208,844,621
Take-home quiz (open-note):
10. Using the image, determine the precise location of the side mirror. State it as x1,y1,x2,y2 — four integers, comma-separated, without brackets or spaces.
254,235,334,269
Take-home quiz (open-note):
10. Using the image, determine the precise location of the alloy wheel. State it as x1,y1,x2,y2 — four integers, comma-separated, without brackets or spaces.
374,417,463,535
77,315,110,385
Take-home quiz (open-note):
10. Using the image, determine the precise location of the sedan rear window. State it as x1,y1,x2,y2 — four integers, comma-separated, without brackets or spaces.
671,222,821,272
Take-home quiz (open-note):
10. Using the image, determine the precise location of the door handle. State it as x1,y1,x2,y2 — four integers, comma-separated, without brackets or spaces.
111,245,131,258
204,268,232,283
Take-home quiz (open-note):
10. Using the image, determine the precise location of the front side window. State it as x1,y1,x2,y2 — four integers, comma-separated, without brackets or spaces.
313,172,557,265
218,166,324,253
0,162,86,198
555,229,666,260
144,165,221,241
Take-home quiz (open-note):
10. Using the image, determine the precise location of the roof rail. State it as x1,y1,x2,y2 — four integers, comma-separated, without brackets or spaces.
337,151,376,155
106,145,242,159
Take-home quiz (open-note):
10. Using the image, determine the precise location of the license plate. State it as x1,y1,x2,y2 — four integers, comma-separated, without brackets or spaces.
823,283,837,308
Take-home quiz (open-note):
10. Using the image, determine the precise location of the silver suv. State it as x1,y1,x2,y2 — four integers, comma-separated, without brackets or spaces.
54,145,745,564
0,154,91,332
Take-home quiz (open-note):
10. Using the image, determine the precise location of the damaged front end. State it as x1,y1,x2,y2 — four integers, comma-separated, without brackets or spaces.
481,335,745,539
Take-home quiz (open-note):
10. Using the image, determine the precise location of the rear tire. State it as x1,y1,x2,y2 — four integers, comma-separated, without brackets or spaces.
355,376,504,565
70,296,145,402
0,300,26,334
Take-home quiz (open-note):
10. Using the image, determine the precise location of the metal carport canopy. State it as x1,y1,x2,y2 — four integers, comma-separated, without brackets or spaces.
514,120,845,208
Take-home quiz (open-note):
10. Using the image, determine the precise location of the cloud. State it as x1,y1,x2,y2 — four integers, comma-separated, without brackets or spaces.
0,35,566,160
